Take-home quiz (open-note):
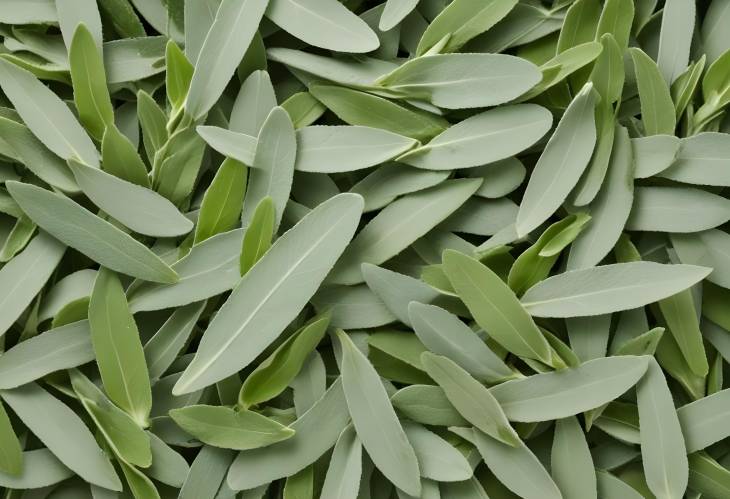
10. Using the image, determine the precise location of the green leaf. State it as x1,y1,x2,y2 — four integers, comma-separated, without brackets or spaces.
462,427,562,499
89,268,152,427
0,57,99,167
443,249,552,364
378,53,541,109
589,34,625,104
521,261,711,317
408,301,513,383
265,0,379,53
294,125,417,173
230,70,277,135
657,0,695,84
165,40,194,111
337,329,421,496
185,0,270,120
174,194,362,394
557,0,600,54
69,23,113,141
137,89,168,166
519,42,603,100
128,229,243,312
241,107,296,231
228,378,350,490
490,356,649,422
421,352,519,446
0,320,93,389
169,405,294,450
630,47,677,135
0,400,22,476
551,417,597,499
68,159,193,237
688,452,730,499
239,196,275,275
398,104,552,170
196,126,257,165
195,159,247,244
627,186,730,233
0,231,65,337
516,83,596,237
380,0,419,31
281,91,327,129
239,313,329,408
0,449,72,489
636,358,688,499
596,0,633,50
0,383,122,491
70,369,152,468
6,181,178,284
391,384,467,427
416,0,518,55
329,179,480,285
320,425,362,499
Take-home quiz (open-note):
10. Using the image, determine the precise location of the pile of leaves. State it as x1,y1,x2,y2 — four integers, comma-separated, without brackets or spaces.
2,0,730,497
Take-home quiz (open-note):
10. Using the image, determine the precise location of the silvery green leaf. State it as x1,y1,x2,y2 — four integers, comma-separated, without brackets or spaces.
185,0,269,119
196,126,258,167
227,379,350,490
338,329,421,496
174,194,363,394
377,53,541,109
657,0,695,84
627,186,730,233
521,262,711,317
311,284,395,329
328,179,480,285
551,417,597,499
516,83,597,237
0,57,99,167
403,421,472,482
6,182,178,284
0,383,122,491
265,0,379,53
240,107,296,231
294,126,418,173
230,70,277,135
632,135,680,179
490,356,650,422
636,358,689,499
320,425,362,499
103,36,167,83
678,387,730,453
659,133,730,186
350,164,449,212
398,104,551,170
0,0,58,24
0,231,65,337
702,0,730,63
0,449,72,489
0,320,93,389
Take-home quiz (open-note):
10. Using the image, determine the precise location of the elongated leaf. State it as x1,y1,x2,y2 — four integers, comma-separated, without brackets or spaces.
490,356,650,421
627,186,730,233
69,23,113,140
417,0,517,55
0,400,21,476
128,229,243,312
294,125,417,173
174,194,363,394
240,196,275,275
89,268,152,427
0,320,93,389
239,314,329,408
636,358,688,499
660,132,730,186
320,425,362,499
0,449,72,489
463,427,562,499
443,249,551,364
337,329,420,495
632,135,680,179
329,179,480,285
0,383,121,491
197,126,257,165
195,158,246,244
0,231,65,337
378,54,541,109
630,48,676,135
351,165,450,213
185,0,269,119
241,107,296,230
70,369,152,468
265,0,379,53
101,123,150,187
677,388,730,453
657,0,695,84
179,445,234,499
170,405,294,450
228,378,350,490
568,125,634,269
521,262,711,317
398,104,551,170
403,421,472,482
516,83,596,236
551,417,597,499
0,57,99,167
422,352,518,446
69,160,193,237
166,40,194,110
408,302,513,383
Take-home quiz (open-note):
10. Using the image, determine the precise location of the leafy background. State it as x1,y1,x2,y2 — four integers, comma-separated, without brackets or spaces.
0,0,729,498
